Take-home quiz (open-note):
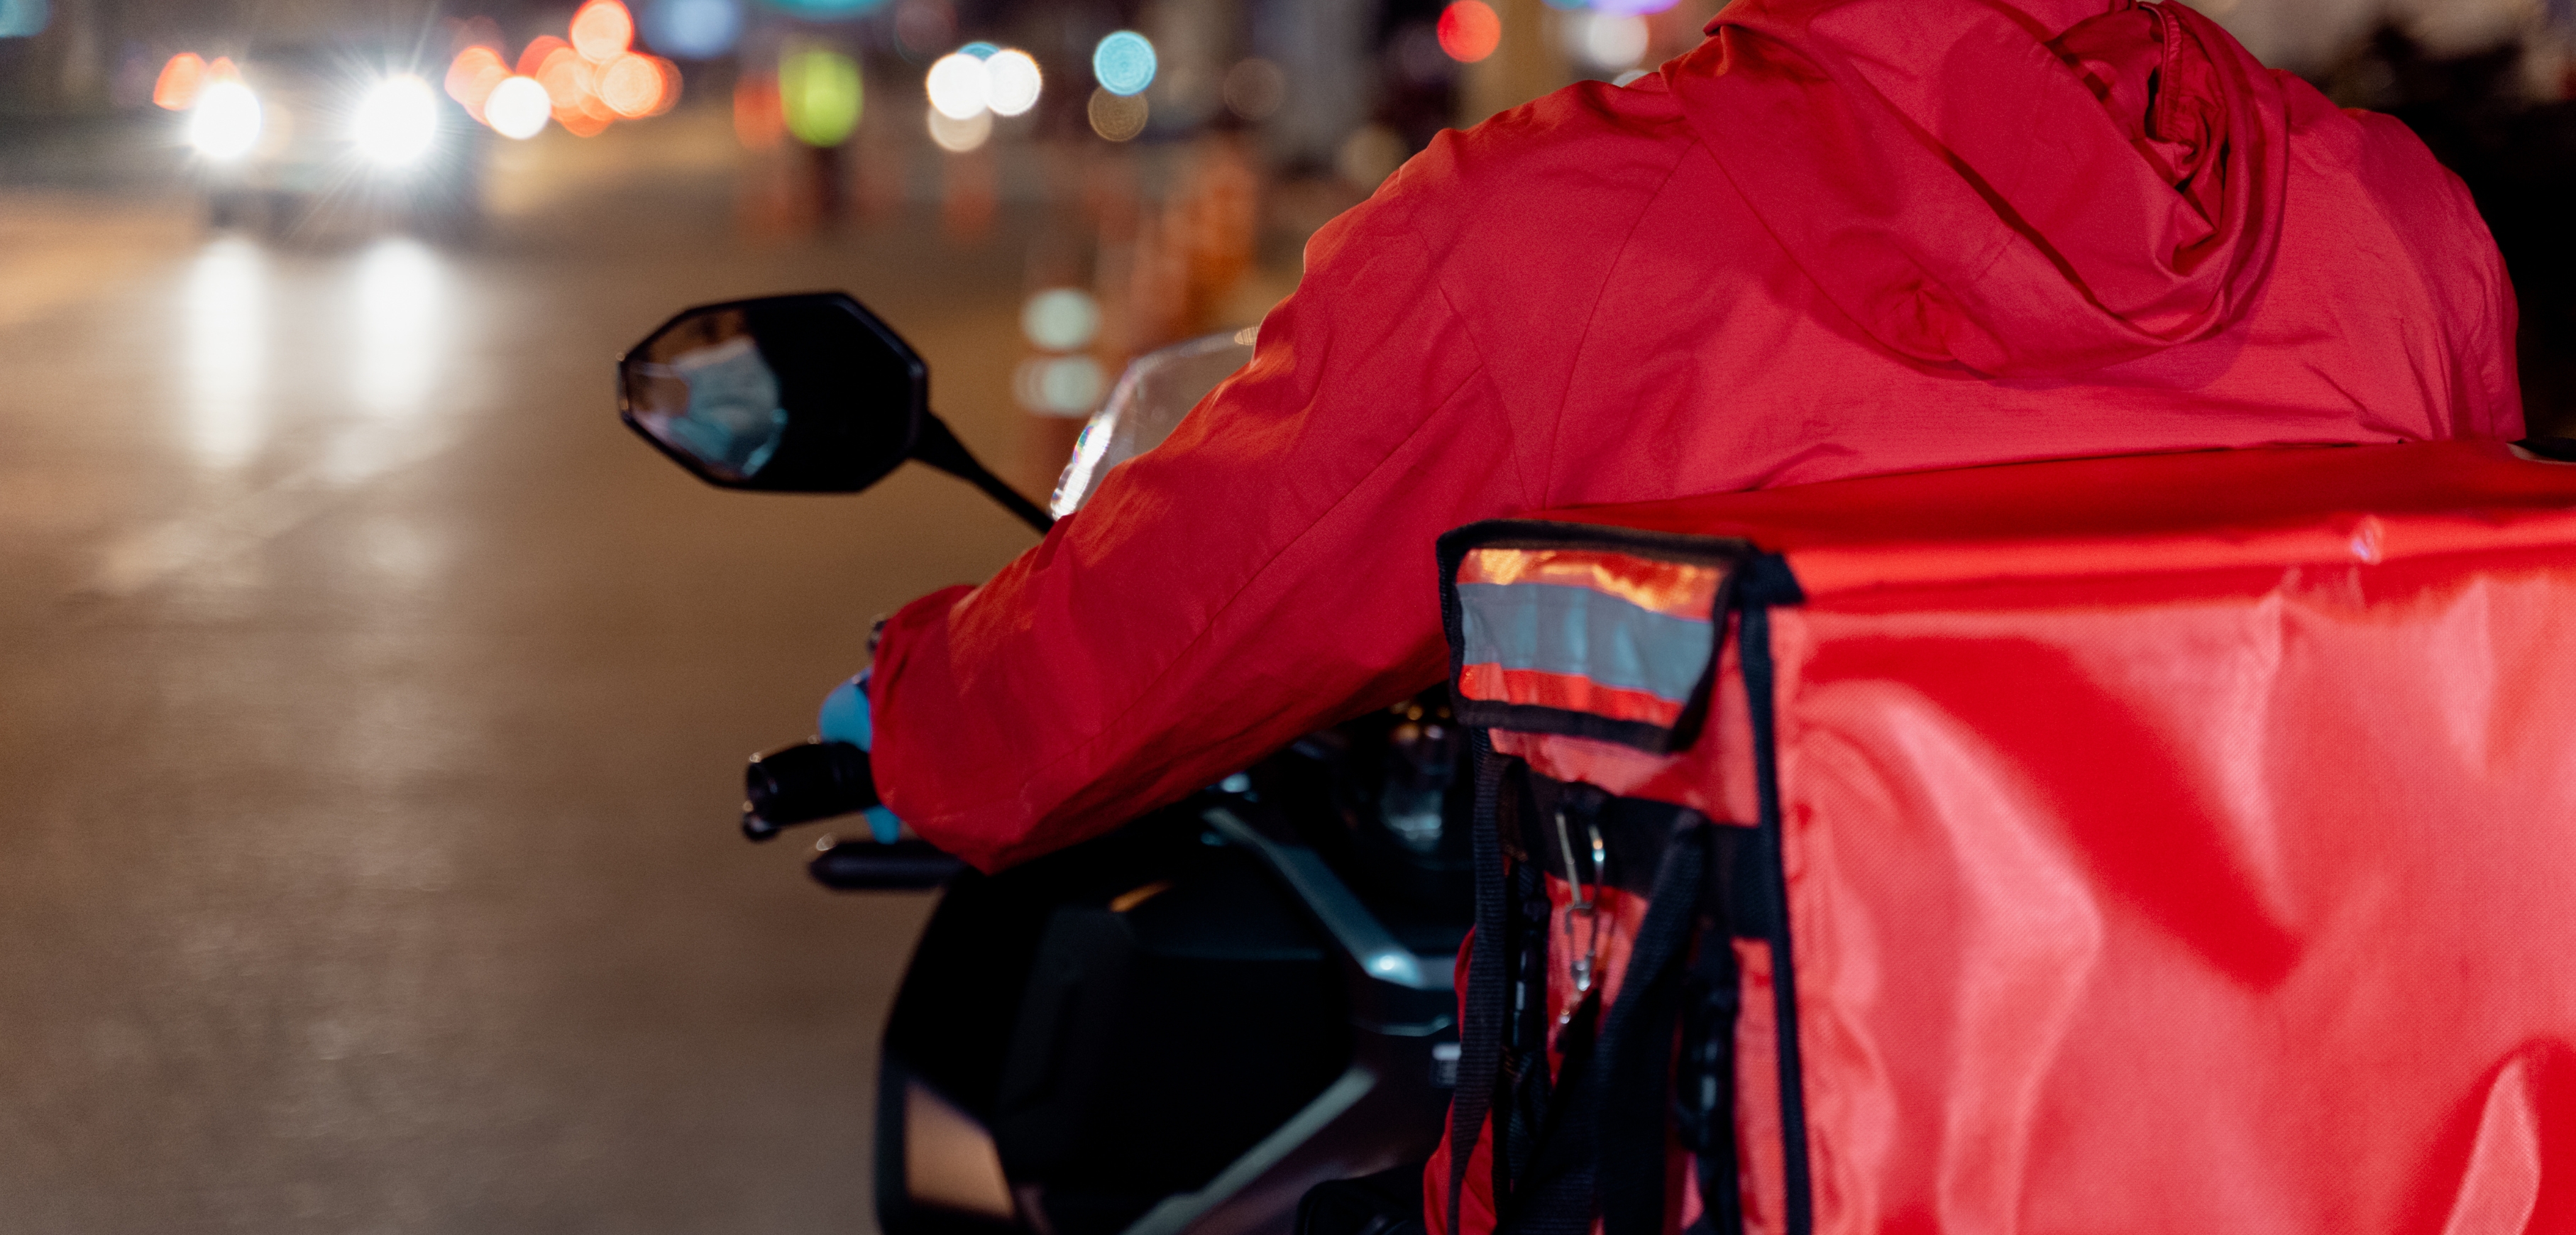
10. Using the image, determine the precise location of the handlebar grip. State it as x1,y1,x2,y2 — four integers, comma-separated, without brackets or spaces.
809,839,963,891
742,740,878,841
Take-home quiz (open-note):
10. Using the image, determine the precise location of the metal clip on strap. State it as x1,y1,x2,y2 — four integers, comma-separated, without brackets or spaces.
1553,809,1607,1001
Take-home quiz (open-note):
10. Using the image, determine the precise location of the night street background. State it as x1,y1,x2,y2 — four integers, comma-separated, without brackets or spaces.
4,0,2574,1229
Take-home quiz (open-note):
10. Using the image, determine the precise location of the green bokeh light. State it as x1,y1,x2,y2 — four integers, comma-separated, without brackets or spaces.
780,48,862,147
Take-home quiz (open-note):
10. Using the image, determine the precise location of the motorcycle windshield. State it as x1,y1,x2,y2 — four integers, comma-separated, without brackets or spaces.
1050,328,1255,517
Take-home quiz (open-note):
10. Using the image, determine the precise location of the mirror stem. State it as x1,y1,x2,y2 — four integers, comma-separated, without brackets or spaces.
913,414,1055,534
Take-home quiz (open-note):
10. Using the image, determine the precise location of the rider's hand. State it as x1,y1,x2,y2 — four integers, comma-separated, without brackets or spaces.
819,672,905,844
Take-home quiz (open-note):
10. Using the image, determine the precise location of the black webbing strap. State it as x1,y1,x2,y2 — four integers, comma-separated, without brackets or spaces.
1494,987,1602,1235
1489,816,1717,1235
1739,595,1812,1235
1677,925,1743,1235
1447,732,1512,1235
1497,858,1552,1206
1592,820,1715,1235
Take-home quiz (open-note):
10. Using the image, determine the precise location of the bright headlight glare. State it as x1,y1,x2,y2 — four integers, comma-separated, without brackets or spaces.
354,75,440,167
189,81,263,159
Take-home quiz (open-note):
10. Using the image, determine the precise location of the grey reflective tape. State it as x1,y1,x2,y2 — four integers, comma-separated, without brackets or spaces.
1454,581,1713,702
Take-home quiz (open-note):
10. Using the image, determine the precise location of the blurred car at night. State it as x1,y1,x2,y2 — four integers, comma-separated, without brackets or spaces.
178,43,487,238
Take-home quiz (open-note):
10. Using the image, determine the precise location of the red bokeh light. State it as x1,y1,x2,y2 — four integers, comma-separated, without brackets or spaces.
535,45,591,109
569,0,634,63
734,75,783,150
517,35,570,79
153,52,205,110
1437,1,1501,63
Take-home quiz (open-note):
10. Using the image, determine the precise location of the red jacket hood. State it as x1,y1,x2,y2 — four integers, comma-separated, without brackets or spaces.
1672,0,2289,376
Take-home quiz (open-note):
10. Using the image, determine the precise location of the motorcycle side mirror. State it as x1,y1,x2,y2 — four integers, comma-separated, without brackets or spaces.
618,292,1052,531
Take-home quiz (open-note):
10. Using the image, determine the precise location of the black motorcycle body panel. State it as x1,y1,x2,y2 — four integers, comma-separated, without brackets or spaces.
878,794,1466,1235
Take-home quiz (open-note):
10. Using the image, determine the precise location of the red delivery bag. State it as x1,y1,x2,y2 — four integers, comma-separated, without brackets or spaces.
1428,441,2576,1235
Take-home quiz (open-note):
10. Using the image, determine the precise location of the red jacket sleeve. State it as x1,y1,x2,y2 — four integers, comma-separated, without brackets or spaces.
866,197,1535,872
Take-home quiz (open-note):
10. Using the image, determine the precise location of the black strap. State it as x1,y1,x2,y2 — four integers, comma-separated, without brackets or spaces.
1450,551,1806,1235
1593,820,1716,1235
1463,768,1777,1235
1677,927,1743,1235
1739,597,1812,1235
1447,733,1511,1235
1497,858,1553,1206
1491,817,1719,1235
1495,988,1602,1235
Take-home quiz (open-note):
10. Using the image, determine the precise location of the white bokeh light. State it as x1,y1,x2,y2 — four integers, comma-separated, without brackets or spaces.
1020,288,1101,351
984,49,1041,116
927,106,992,152
1014,355,1105,416
484,75,551,140
925,52,989,120
1567,13,1650,70
189,81,263,159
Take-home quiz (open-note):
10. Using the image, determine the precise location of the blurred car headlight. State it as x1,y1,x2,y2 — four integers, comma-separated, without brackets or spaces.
189,80,263,160
353,75,440,167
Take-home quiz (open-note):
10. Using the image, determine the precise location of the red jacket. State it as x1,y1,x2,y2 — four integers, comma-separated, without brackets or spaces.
868,0,2519,874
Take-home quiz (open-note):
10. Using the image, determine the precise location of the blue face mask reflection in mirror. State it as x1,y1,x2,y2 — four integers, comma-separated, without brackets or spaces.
654,334,788,480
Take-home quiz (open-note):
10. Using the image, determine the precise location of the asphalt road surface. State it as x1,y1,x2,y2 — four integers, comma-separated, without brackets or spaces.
0,116,1070,1232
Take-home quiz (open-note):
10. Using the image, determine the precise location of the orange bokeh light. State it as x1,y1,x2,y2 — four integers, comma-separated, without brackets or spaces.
492,10,670,136
1436,1,1502,62
153,52,206,110
206,56,241,85
570,0,634,63
445,45,510,116
646,57,682,116
598,53,667,119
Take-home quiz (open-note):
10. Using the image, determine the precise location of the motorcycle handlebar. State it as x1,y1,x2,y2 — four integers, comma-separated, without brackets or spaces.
742,740,879,841
809,839,962,890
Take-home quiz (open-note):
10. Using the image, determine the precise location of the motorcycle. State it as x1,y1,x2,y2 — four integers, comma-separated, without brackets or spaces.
617,292,1470,1235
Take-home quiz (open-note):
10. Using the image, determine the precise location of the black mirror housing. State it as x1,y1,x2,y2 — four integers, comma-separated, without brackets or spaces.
619,292,926,493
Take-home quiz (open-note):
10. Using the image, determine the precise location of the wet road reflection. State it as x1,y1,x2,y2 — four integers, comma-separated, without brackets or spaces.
1,179,1052,1231
181,236,267,469
350,238,445,421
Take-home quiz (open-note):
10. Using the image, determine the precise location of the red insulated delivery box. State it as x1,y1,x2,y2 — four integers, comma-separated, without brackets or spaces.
1428,440,2576,1235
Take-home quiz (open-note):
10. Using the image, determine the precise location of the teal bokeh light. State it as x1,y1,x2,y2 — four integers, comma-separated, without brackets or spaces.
0,0,50,38
759,0,888,21
1091,31,1156,97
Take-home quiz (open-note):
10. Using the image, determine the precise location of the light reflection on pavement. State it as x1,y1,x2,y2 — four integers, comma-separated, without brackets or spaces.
0,142,1052,1230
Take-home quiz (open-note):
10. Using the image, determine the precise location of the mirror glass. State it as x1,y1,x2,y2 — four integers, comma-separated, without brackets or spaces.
620,292,926,493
